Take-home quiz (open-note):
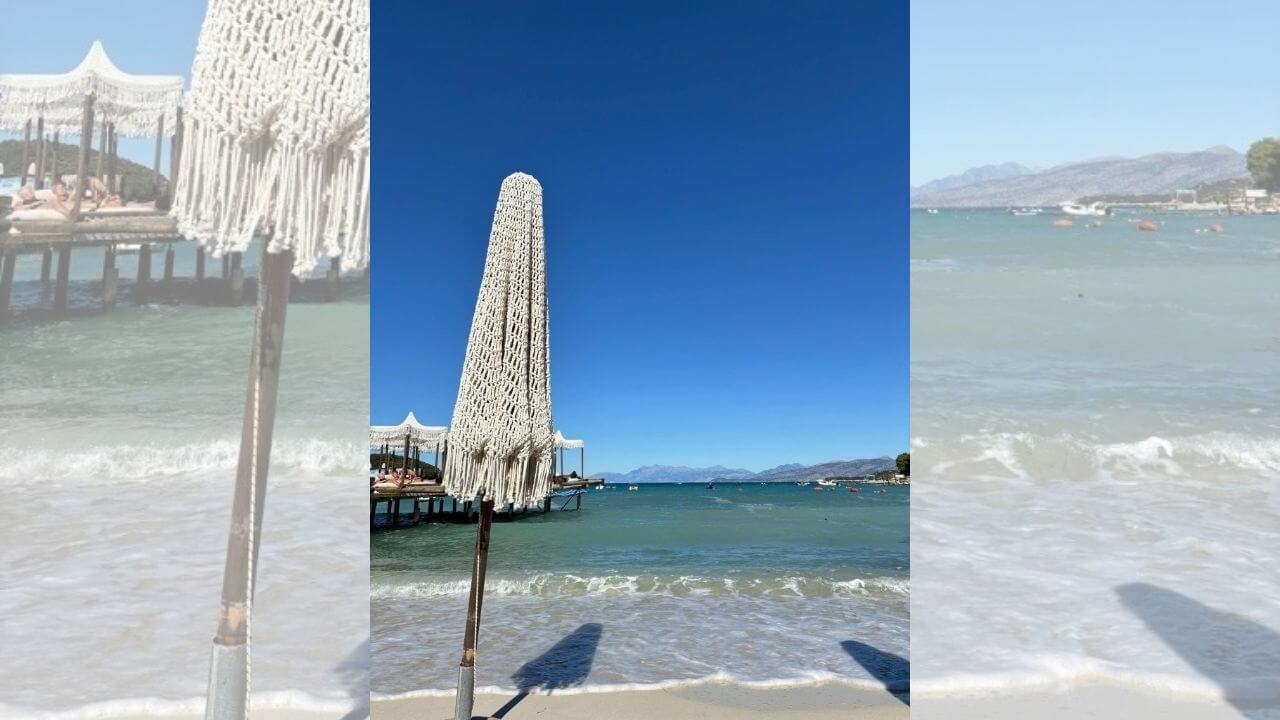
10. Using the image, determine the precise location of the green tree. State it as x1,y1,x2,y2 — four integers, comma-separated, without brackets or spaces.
895,452,910,476
1246,138,1280,192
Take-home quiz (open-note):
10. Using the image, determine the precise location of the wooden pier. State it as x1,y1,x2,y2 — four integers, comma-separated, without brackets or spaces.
0,213,354,320
371,476,605,530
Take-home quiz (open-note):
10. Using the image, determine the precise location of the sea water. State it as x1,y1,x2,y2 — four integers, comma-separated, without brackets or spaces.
371,482,908,698
911,210,1280,705
0,243,370,718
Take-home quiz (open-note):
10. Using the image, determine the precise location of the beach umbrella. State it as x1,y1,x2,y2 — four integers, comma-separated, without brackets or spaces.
446,172,556,720
170,1,369,718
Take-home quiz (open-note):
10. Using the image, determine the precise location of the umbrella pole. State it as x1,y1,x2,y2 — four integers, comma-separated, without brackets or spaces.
455,496,496,720
205,246,293,720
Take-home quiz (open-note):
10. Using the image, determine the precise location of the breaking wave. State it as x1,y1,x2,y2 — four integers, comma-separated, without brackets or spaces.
371,573,909,600
0,437,365,482
918,430,1280,482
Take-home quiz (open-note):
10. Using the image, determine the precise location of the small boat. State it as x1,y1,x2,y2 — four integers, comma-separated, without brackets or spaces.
1137,220,1159,232
1010,207,1042,216
1060,201,1109,217
925,208,940,214
850,486,860,493
706,481,716,490
628,484,638,491
817,479,837,487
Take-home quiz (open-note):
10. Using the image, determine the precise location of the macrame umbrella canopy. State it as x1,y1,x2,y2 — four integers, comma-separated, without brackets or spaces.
370,412,449,449
443,173,556,506
0,41,184,137
171,0,370,276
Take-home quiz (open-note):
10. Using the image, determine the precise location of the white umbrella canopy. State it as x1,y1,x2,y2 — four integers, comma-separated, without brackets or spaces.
443,172,556,505
0,40,184,137
172,0,370,275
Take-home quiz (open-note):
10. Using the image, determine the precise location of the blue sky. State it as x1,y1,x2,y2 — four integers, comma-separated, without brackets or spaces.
912,0,1280,185
0,3,202,168
372,2,909,473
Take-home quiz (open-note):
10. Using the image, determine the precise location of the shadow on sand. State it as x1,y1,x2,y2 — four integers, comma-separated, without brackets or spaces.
335,637,370,720
841,640,909,705
489,623,604,718
1117,582,1280,719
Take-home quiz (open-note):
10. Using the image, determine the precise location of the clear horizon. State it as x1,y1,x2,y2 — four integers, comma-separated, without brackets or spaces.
911,0,1280,186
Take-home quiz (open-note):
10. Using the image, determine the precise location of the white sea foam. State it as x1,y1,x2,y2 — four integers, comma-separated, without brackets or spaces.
0,437,365,482
372,671,897,701
0,690,361,720
371,573,909,599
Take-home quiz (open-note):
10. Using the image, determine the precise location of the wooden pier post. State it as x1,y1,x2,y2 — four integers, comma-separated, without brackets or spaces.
51,131,60,183
205,247,293,720
326,257,341,300
195,247,206,282
34,117,45,189
227,252,244,305
71,94,96,220
170,106,184,189
454,497,495,720
136,243,152,303
108,123,118,195
96,118,107,181
544,496,552,513
20,120,31,186
40,248,53,285
0,252,15,319
576,491,582,511
412,499,421,525
163,245,176,300
53,247,72,312
102,245,119,308
153,113,165,197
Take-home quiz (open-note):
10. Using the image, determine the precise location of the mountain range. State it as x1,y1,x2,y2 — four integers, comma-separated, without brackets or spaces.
598,457,895,485
911,146,1248,207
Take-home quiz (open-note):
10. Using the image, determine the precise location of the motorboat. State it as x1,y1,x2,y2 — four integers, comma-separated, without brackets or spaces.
1060,201,1109,217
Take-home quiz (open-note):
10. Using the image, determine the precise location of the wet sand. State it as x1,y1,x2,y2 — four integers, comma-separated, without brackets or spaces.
372,682,909,719
912,684,1266,719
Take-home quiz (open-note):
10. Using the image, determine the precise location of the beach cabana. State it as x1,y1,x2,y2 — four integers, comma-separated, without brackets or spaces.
174,1,369,718
554,430,586,479
370,411,449,473
446,172,556,720
0,41,184,203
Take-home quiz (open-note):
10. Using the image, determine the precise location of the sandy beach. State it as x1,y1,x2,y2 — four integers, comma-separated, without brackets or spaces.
372,683,908,719
913,684,1270,719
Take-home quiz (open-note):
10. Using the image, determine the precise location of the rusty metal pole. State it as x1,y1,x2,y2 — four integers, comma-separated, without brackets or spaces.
455,497,495,720
205,243,293,720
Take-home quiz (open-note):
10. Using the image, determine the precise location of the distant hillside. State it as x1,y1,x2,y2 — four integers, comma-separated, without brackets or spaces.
911,146,1248,207
912,162,1033,196
598,464,755,485
0,139,165,202
599,457,895,484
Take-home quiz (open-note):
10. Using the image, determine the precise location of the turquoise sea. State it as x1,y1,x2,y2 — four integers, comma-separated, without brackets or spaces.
911,209,1280,706
371,481,909,697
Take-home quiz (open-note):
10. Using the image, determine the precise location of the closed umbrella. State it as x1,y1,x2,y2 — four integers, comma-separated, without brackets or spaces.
169,1,370,718
445,172,556,720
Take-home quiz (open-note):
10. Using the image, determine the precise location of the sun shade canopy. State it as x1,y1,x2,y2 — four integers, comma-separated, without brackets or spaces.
0,41,184,137
171,0,370,276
